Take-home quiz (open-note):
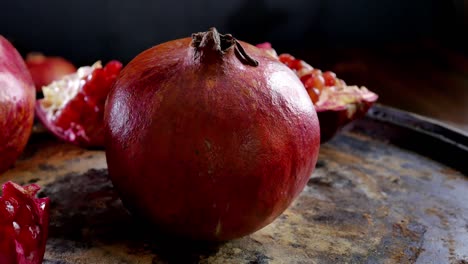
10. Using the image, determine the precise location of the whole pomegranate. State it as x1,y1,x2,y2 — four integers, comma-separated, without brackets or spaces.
0,36,35,173
25,53,76,92
105,28,320,241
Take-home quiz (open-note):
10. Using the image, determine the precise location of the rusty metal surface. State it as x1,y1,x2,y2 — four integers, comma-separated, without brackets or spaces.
1,108,468,264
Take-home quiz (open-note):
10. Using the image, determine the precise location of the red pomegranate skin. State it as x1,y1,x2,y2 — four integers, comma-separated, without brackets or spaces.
317,99,375,142
25,53,76,92
0,36,35,174
105,31,320,241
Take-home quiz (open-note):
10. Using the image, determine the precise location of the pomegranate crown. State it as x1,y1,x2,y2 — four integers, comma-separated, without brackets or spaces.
191,27,258,67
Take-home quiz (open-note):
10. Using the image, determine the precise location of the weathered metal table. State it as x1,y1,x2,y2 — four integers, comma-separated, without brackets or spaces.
2,105,467,264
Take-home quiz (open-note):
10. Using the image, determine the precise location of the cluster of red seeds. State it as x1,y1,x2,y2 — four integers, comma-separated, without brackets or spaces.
0,182,49,264
278,54,342,103
53,60,122,145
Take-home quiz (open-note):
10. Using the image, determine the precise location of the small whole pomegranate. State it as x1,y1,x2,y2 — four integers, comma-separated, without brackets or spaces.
25,53,76,92
105,28,320,241
0,36,35,173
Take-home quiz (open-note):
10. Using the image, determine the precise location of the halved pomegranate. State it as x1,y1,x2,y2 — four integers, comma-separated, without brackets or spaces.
257,43,378,142
0,181,49,264
25,53,76,92
35,60,122,148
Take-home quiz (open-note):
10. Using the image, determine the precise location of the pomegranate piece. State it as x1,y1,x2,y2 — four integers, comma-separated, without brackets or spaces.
256,42,378,143
105,28,320,241
0,36,35,174
0,181,50,264
35,60,123,148
25,53,76,92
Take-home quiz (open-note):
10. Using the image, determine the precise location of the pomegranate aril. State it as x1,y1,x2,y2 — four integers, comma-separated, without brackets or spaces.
55,92,89,127
0,182,49,264
104,60,123,75
54,105,81,128
83,69,105,96
300,73,313,83
307,88,320,104
288,59,302,71
0,200,16,223
278,54,295,65
83,95,94,104
303,74,325,91
17,224,41,257
15,205,36,226
323,71,337,86
82,81,96,96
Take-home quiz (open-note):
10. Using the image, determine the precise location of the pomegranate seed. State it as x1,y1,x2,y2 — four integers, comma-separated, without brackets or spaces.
304,74,325,91
105,60,123,75
300,73,313,83
323,71,337,86
307,88,320,104
0,182,49,264
278,54,295,65
290,59,303,71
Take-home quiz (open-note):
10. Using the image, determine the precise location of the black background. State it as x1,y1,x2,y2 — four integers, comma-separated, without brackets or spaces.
2,0,467,130
1,0,465,65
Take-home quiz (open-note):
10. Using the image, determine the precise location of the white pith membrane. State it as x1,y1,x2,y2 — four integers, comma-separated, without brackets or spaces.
296,60,378,115
314,85,378,114
40,61,102,122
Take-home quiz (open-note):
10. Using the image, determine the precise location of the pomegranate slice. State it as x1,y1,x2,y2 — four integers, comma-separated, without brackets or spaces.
0,181,49,264
257,43,378,142
35,60,122,148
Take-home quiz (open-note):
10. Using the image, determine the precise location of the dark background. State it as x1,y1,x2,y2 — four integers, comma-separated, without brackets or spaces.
1,0,467,131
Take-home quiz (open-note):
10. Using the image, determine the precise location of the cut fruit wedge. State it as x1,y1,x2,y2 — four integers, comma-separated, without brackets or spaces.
35,60,122,148
256,43,378,142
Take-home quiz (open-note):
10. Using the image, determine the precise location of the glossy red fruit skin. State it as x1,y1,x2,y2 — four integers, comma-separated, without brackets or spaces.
0,36,35,173
0,181,50,264
26,53,76,92
105,29,320,241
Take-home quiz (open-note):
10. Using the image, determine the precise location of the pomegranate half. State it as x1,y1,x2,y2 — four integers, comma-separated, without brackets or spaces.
35,60,122,148
0,36,35,174
104,28,320,241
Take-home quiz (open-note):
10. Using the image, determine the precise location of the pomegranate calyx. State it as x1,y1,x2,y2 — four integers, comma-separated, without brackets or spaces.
192,27,258,66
